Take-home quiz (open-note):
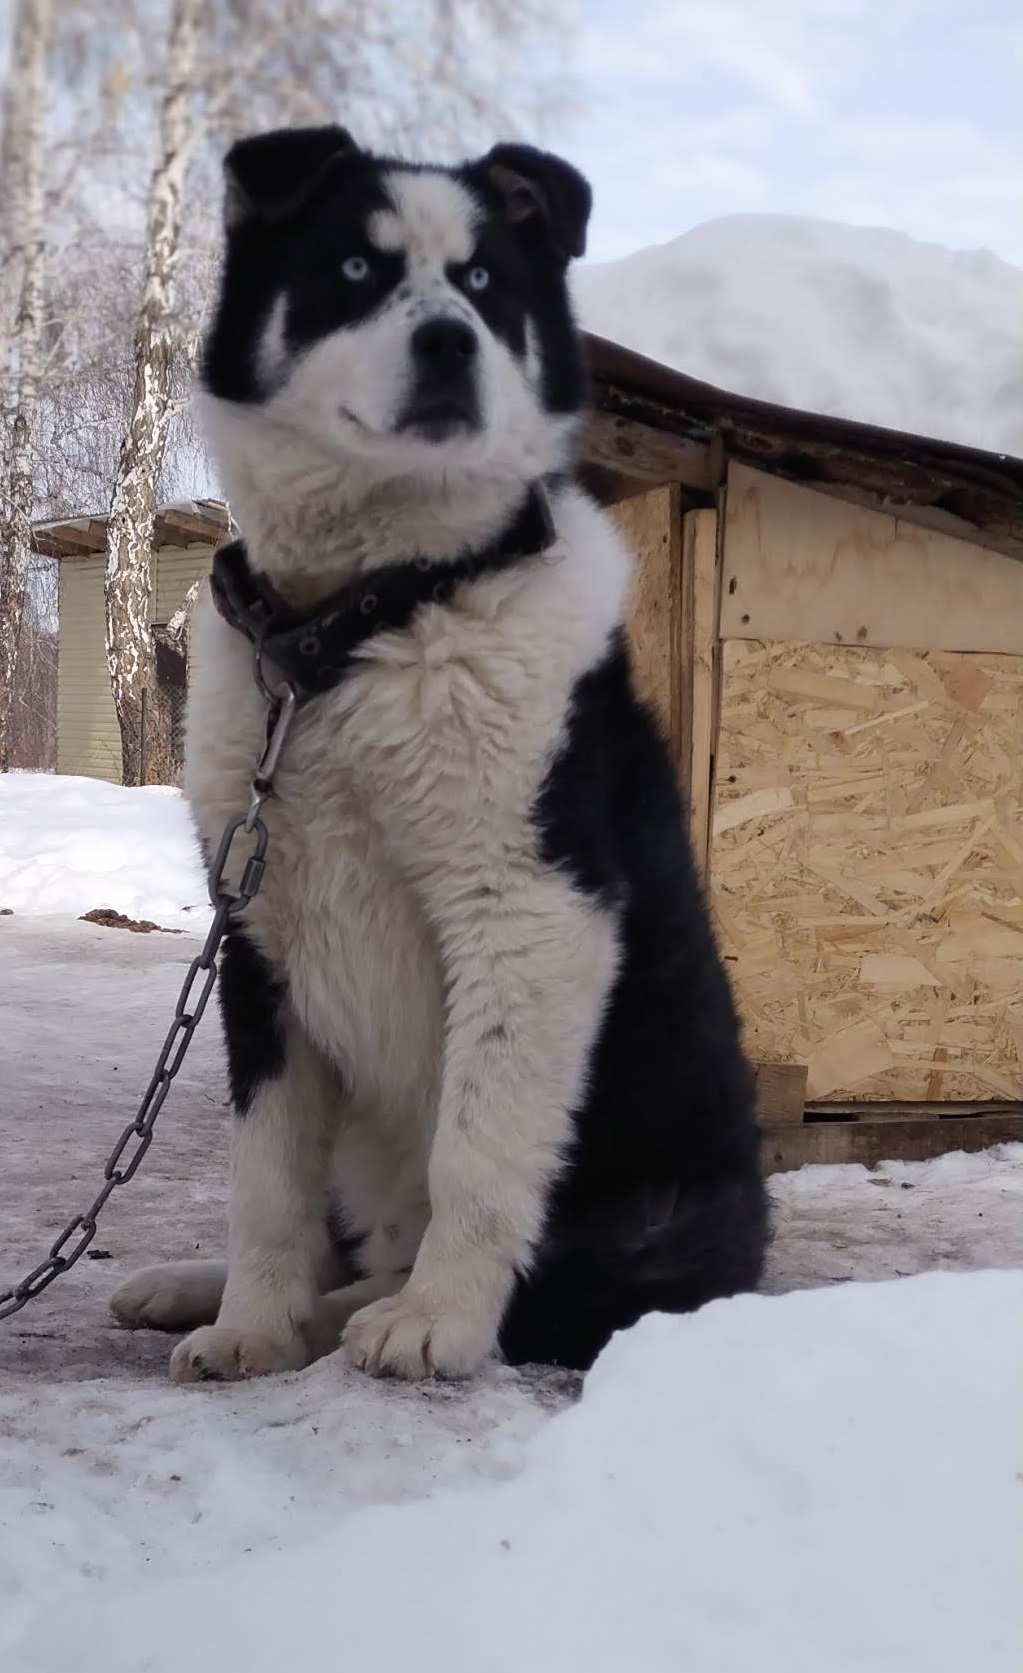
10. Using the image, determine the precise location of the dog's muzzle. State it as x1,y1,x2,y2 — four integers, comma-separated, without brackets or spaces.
398,316,481,438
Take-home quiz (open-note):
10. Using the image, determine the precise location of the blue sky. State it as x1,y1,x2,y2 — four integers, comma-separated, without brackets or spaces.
555,0,1023,265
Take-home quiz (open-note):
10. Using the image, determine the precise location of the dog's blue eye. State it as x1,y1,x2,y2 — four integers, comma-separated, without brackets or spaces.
466,265,490,293
342,255,370,282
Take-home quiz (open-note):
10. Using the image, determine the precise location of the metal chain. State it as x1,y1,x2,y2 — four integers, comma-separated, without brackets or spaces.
0,660,299,1323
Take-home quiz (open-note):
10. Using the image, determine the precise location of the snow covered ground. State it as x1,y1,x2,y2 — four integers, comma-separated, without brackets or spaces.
1,777,1022,1669
575,214,1023,456
0,773,209,930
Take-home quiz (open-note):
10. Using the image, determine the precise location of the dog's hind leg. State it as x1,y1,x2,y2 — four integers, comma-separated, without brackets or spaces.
111,1260,227,1332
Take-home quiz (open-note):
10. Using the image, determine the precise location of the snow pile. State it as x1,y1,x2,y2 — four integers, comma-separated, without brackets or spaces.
575,214,1023,455
3,1270,1020,1673
0,773,208,929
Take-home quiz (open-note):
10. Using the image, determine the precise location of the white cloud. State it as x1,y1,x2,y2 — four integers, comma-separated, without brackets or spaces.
578,0,927,114
658,154,767,197
810,117,1023,261
566,0,1022,267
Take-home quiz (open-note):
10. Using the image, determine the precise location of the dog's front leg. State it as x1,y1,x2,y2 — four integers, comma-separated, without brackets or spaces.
344,876,619,1378
171,972,338,1383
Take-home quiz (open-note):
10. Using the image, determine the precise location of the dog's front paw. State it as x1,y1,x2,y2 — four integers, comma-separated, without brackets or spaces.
169,1324,308,1384
343,1293,496,1380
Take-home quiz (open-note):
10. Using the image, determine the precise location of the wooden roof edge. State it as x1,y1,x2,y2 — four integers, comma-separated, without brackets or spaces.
582,334,1023,559
583,332,1023,491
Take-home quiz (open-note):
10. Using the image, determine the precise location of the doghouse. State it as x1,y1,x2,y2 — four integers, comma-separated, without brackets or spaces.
586,333,1023,1170
35,334,1023,1168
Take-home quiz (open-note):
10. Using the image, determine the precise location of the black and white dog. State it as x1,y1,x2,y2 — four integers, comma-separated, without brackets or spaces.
112,126,767,1380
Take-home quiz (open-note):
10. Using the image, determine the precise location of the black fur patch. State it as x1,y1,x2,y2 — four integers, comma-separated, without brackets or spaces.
203,156,402,403
515,633,769,1369
218,926,288,1114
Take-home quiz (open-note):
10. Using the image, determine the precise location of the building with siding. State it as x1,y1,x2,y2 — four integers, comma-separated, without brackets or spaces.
33,502,228,783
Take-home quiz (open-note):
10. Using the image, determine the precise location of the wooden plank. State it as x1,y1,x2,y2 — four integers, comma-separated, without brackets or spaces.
805,1099,1023,1121
796,476,1023,567
721,462,1023,655
761,1112,1023,1172
753,1061,807,1125
583,409,714,493
683,508,721,876
154,510,226,547
615,486,686,779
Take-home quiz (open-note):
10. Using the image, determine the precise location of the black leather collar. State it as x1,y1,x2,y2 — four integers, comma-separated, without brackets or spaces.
210,482,558,699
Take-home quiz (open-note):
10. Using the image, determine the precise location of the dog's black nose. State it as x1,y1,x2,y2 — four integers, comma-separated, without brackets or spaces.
411,318,478,375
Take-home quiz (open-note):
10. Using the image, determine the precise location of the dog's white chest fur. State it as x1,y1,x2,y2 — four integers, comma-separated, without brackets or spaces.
184,489,629,1247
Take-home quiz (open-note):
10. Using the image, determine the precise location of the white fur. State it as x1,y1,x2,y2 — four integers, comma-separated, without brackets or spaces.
120,170,630,1382
369,171,477,264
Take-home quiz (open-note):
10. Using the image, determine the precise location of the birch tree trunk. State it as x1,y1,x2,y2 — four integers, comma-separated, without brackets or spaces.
104,0,202,786
0,0,51,772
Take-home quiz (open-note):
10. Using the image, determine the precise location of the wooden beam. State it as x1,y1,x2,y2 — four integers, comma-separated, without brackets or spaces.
578,464,644,507
33,523,104,558
615,486,687,780
761,1111,1023,1173
753,1062,807,1125
681,507,721,877
583,409,714,493
805,1099,1023,1121
154,509,228,547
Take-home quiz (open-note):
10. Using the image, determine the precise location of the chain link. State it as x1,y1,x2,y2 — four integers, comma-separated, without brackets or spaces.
0,669,298,1324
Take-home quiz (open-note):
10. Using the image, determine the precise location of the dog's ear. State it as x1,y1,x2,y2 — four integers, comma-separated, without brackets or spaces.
223,125,360,227
482,144,592,261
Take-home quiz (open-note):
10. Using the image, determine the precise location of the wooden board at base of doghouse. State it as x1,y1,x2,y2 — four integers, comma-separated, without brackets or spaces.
761,1109,1023,1172
753,1061,808,1124
712,639,1023,1103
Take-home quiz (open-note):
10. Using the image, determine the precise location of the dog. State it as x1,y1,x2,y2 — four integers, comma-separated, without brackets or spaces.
111,125,768,1380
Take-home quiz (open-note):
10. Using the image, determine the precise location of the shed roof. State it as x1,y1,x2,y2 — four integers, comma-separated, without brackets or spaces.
33,499,230,560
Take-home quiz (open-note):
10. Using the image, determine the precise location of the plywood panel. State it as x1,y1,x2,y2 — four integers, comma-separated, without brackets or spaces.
721,462,1023,654
712,638,1023,1101
616,486,686,775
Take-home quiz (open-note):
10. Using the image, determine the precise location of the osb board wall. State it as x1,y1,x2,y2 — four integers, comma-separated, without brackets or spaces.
712,638,1023,1102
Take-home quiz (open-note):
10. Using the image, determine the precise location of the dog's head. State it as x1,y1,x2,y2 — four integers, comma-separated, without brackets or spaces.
201,126,592,494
